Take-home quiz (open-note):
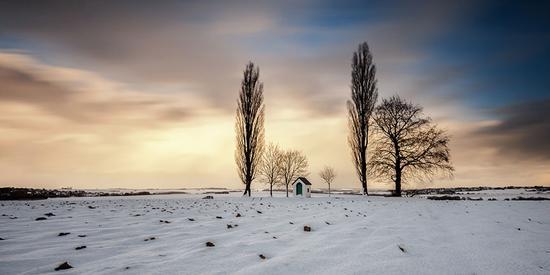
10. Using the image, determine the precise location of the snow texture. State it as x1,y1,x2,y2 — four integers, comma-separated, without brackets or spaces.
1,190,549,274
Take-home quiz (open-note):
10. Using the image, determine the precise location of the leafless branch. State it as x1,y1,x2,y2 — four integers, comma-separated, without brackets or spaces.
259,143,283,197
235,62,265,197
347,41,378,195
279,149,309,197
369,96,454,196
319,166,336,197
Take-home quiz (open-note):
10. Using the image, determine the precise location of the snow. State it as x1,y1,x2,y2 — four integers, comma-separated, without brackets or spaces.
1,190,549,274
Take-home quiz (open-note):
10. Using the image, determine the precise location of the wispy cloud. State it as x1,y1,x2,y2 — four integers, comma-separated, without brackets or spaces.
0,53,196,124
476,99,550,161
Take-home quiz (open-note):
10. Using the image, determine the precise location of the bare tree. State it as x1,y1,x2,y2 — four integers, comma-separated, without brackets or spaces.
319,166,336,197
370,96,454,196
347,42,378,195
259,143,283,197
279,150,309,197
235,62,265,197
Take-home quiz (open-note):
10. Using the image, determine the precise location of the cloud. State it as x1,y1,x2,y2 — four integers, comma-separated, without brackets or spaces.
0,0,483,117
476,99,550,161
0,52,194,125
0,52,238,188
0,0,282,110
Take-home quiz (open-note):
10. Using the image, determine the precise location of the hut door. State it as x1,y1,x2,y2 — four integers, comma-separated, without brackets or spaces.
296,182,302,195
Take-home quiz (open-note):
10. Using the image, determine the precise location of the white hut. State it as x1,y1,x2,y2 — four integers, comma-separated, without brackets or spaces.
292,177,312,198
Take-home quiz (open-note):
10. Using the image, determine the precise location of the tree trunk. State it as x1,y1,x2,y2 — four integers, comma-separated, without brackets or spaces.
270,184,273,197
394,168,402,197
361,147,368,195
362,179,368,195
243,178,251,197
328,184,331,197
286,184,289,197
243,185,251,196
392,141,401,197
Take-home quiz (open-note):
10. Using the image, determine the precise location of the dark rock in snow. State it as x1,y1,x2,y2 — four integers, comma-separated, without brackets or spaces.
206,241,215,247
398,244,407,253
227,224,233,229
44,212,56,217
78,235,87,238
303,225,311,232
467,197,483,201
0,237,4,240
512,196,550,201
58,232,70,236
188,218,195,221
427,195,462,201
216,216,223,219
259,254,266,260
236,213,242,217
75,246,86,250
35,217,47,221
256,210,262,214
54,262,73,271
202,195,214,199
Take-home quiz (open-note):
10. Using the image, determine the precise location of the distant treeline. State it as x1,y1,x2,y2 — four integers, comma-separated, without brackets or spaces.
0,187,151,200
406,186,550,196
262,186,550,196
2,186,549,200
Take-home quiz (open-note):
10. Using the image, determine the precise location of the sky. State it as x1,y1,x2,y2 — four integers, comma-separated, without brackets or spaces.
0,0,549,190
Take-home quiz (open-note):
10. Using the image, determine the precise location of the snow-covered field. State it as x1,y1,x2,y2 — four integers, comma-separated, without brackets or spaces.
1,191,549,274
